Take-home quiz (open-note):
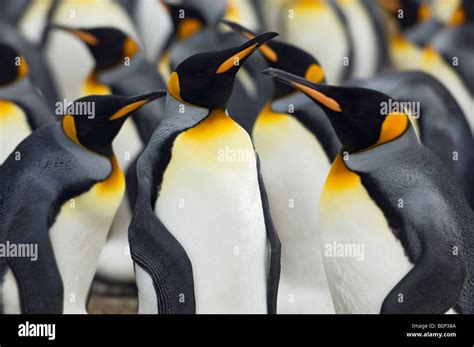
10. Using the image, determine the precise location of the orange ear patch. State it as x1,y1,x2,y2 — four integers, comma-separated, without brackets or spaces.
292,81,342,112
373,112,408,146
177,18,203,40
123,38,139,58
305,64,325,83
62,115,82,146
168,71,185,103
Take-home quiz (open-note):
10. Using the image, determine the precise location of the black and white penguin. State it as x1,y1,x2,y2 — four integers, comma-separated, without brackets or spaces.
264,68,474,314
0,42,54,164
224,20,338,313
129,32,281,314
0,91,165,313
346,71,474,208
52,25,166,283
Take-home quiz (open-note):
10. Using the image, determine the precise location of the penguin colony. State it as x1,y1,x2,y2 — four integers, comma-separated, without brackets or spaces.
0,0,473,314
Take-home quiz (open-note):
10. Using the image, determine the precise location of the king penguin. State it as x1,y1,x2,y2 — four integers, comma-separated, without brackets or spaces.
0,42,54,164
224,21,338,314
346,71,474,209
129,32,281,314
264,68,474,314
0,91,165,313
51,25,166,283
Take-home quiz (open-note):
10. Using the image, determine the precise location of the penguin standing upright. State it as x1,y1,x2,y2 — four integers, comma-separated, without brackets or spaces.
0,43,54,164
52,25,166,283
225,21,338,314
264,68,473,314
0,91,165,313
129,32,281,314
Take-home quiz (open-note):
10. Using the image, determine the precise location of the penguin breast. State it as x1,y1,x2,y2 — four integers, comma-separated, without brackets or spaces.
155,110,268,313
319,154,413,314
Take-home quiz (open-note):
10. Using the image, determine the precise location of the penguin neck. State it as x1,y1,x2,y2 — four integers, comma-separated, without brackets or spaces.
61,115,115,160
84,71,111,95
345,125,419,173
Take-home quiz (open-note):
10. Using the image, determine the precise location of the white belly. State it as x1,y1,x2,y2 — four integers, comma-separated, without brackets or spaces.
49,168,124,313
339,1,378,78
0,101,32,164
282,2,348,84
319,156,413,313
253,112,334,314
155,111,268,313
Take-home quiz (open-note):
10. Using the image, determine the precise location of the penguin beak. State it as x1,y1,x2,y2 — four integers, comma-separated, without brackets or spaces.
109,90,167,121
221,20,278,63
262,68,342,112
50,24,99,45
215,31,279,74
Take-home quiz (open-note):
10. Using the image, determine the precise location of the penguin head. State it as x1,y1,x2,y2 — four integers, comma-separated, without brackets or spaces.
162,1,208,41
52,25,139,71
0,43,29,86
222,20,325,100
62,91,166,157
263,68,411,153
168,31,278,110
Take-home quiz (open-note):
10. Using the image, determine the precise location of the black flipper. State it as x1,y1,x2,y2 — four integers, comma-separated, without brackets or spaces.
381,218,466,314
0,123,112,313
255,153,281,314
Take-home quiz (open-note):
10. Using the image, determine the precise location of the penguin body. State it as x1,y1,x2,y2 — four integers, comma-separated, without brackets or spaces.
253,97,336,313
0,43,54,163
0,92,164,313
347,71,474,208
264,69,472,313
53,26,166,283
225,22,338,313
0,122,113,313
130,33,281,314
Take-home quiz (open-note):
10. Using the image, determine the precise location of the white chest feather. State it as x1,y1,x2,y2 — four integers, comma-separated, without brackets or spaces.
339,1,378,78
0,101,31,164
253,110,335,313
319,155,413,314
49,158,125,313
155,110,268,314
282,2,348,84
